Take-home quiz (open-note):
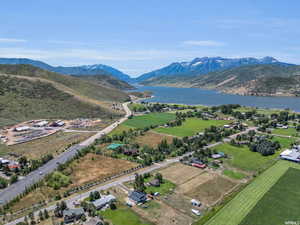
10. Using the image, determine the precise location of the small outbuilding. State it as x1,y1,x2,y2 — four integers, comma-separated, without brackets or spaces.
191,199,201,207
149,178,160,187
84,218,104,225
107,143,124,150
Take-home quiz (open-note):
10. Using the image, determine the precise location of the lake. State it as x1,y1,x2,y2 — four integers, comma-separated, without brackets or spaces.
132,85,300,112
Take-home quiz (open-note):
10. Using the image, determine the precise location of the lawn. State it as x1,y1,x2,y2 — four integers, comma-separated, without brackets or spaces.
146,179,176,195
272,128,299,137
212,144,276,172
154,118,231,137
101,206,153,225
240,167,300,225
123,113,176,129
109,124,133,136
214,136,295,171
222,169,246,180
202,160,300,225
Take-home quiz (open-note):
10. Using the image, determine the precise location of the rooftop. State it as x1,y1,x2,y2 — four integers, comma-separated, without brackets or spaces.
107,143,124,150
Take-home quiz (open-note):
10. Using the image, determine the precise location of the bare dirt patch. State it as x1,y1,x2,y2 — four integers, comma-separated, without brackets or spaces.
67,154,138,187
159,163,205,185
134,131,173,148
185,176,237,206
177,172,216,194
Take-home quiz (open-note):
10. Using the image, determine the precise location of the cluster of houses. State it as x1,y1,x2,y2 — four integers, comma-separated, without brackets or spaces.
64,194,117,224
182,152,225,170
280,145,300,163
0,157,20,171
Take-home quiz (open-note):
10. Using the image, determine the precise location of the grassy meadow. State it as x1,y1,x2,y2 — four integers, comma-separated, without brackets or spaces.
222,169,246,180
154,118,231,137
272,128,299,137
214,136,295,171
123,113,176,129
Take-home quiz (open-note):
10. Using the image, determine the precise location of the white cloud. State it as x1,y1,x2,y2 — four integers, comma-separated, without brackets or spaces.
0,38,27,43
183,40,225,47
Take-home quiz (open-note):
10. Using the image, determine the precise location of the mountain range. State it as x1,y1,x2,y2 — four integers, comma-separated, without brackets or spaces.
141,64,300,96
1,56,300,97
0,58,131,82
136,56,292,82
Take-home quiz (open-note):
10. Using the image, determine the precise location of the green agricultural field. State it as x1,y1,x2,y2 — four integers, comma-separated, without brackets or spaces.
234,107,289,115
128,103,147,112
214,136,295,171
222,169,246,180
202,160,300,225
154,118,231,137
123,113,176,129
272,128,299,137
240,167,300,225
101,205,153,225
109,124,133,136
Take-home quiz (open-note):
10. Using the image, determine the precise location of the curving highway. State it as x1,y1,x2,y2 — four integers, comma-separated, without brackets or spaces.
0,102,132,205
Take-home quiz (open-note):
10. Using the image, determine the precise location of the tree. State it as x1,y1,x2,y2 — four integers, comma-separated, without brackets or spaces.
38,210,44,221
28,212,34,221
10,175,18,184
0,178,7,189
155,173,163,184
133,173,146,192
81,214,86,222
110,202,117,210
43,209,49,219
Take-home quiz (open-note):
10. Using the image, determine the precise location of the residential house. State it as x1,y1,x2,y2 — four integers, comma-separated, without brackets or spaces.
129,191,147,204
92,195,116,210
63,208,84,223
123,149,139,156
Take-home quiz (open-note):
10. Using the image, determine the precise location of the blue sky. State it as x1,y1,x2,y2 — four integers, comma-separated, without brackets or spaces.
0,0,300,77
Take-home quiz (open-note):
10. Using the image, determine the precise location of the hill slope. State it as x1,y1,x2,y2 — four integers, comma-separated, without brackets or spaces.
142,64,300,96
74,74,135,90
0,58,132,82
137,56,292,82
0,65,131,127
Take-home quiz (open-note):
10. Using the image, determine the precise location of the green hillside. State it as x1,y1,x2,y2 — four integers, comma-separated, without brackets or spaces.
0,64,133,127
0,64,130,102
74,74,135,90
0,75,120,127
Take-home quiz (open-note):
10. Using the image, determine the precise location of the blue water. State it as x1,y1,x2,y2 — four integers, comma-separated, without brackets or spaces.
132,85,300,112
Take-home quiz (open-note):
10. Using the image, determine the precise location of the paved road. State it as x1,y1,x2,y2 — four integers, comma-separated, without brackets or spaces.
0,103,132,206
5,127,257,225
